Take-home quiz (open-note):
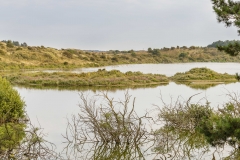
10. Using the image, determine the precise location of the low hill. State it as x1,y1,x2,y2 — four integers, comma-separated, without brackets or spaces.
1,41,240,70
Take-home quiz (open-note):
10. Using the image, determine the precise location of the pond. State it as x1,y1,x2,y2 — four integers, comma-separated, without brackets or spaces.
15,62,240,159
29,62,240,76
70,62,240,76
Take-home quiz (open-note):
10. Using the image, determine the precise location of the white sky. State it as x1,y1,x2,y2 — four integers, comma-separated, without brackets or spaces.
1,0,239,50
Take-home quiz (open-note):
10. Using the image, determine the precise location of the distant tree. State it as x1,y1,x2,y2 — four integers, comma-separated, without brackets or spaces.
207,40,240,48
147,47,153,53
218,42,240,56
148,48,160,55
13,41,20,46
211,0,240,56
114,50,120,53
127,49,134,54
2,40,27,47
181,46,188,49
152,49,160,56
189,46,196,49
21,42,28,47
162,47,170,51
207,40,224,48
6,40,14,48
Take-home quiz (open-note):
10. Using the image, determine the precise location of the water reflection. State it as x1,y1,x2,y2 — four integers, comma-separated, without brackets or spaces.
174,81,235,90
15,81,240,159
14,83,167,91
64,142,146,160
60,91,240,160
63,92,151,159
29,63,240,77
153,128,210,159
90,143,145,160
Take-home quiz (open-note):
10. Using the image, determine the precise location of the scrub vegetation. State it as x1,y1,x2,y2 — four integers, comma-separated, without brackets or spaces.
1,68,238,88
171,67,237,82
1,41,240,71
2,69,169,87
64,91,240,159
0,77,25,155
0,77,59,159
155,92,240,159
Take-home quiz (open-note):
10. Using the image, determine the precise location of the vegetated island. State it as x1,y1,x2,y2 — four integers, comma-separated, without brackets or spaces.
170,67,239,89
171,67,238,83
1,40,240,70
2,69,169,87
1,68,239,88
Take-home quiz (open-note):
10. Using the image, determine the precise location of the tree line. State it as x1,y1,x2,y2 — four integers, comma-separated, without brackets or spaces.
207,40,240,48
1,40,28,47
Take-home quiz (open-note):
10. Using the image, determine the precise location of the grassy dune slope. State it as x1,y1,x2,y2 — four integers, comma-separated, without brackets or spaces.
1,42,240,70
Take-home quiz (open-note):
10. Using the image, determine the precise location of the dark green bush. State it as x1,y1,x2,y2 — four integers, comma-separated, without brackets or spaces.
0,77,26,153
111,57,118,62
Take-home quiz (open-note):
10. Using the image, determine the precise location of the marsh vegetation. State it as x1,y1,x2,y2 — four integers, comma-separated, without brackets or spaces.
1,67,238,89
171,67,237,82
2,69,168,87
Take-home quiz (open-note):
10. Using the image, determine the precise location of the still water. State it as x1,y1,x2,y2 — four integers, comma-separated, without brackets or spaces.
15,63,240,159
36,62,240,77
72,62,240,76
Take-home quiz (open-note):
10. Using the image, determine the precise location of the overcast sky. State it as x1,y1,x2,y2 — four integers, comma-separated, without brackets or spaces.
1,0,239,50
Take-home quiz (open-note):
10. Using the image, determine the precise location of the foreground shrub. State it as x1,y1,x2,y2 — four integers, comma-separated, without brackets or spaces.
0,77,26,154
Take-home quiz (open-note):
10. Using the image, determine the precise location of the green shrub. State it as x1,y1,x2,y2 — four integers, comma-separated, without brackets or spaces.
111,57,118,62
0,77,26,153
198,102,240,147
90,57,95,61
0,77,25,122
